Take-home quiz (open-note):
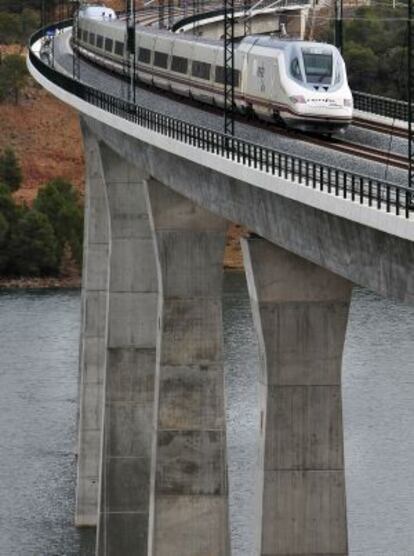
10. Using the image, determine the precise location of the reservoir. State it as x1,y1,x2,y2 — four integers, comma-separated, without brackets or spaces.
0,272,413,555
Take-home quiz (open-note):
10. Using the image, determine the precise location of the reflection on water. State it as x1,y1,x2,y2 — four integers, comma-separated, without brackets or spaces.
0,274,414,555
0,289,95,556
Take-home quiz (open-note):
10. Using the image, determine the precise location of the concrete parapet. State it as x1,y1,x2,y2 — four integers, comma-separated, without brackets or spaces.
95,143,158,555
145,180,231,556
241,237,352,556
76,123,110,527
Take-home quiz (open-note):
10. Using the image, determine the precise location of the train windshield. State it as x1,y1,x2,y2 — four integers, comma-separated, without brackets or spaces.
302,51,332,84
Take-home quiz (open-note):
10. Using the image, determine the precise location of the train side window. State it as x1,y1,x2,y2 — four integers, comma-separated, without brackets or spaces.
115,41,124,56
192,60,211,80
104,38,113,53
82,30,88,42
215,66,240,87
290,58,302,81
138,47,151,64
89,32,95,46
96,35,103,49
154,51,168,69
171,55,188,74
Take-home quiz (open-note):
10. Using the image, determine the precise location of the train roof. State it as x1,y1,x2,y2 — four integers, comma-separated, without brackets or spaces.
240,35,337,52
78,15,336,56
79,4,117,20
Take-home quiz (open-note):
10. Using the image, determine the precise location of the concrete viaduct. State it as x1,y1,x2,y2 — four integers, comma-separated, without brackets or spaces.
28,13,414,556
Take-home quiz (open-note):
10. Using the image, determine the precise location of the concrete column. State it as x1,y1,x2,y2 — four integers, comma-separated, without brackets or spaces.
76,123,110,527
241,237,352,556
145,180,231,556
96,144,158,555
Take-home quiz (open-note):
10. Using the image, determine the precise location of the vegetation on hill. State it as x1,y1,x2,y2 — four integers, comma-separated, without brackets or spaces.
315,4,408,100
0,7,39,44
0,148,84,278
0,54,29,104
0,147,22,191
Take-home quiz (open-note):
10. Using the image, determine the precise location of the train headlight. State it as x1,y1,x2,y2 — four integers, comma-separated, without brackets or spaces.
290,95,307,104
344,98,353,107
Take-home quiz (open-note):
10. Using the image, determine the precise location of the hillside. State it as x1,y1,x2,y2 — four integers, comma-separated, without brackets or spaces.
0,46,244,272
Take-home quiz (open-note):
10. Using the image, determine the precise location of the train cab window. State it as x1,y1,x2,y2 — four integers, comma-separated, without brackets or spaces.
171,55,188,74
115,41,124,56
138,47,151,64
89,32,95,46
302,52,332,84
154,51,168,69
96,35,103,49
104,38,113,52
215,66,240,87
82,30,88,42
290,58,302,81
192,61,211,80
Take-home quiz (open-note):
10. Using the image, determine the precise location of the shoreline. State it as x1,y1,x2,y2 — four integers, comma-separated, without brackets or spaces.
0,265,244,290
0,276,82,289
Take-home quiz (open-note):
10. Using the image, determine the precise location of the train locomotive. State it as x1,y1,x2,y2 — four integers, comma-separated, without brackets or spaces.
76,5,353,133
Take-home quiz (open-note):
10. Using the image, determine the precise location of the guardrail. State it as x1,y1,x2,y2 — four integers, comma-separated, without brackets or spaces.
353,91,408,122
29,23,412,219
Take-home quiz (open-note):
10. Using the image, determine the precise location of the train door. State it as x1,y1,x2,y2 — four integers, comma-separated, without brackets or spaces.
270,54,284,117
246,50,274,120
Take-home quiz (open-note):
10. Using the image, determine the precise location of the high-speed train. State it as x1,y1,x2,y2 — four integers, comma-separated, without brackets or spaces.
76,5,353,133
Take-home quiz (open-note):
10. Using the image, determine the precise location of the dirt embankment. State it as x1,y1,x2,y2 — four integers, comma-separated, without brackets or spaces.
0,40,245,288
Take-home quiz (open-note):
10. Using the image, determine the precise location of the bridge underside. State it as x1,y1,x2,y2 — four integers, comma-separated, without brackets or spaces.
75,115,413,555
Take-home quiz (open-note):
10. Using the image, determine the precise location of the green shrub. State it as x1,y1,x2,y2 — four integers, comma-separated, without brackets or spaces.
0,54,29,104
0,147,22,192
0,7,40,44
34,178,84,267
8,210,60,276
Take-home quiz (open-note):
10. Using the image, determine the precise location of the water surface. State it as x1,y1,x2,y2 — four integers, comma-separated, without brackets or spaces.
0,274,414,555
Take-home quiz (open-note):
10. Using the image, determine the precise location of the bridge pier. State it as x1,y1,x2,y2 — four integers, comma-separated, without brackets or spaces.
145,180,231,556
241,237,351,556
94,144,158,554
76,125,110,527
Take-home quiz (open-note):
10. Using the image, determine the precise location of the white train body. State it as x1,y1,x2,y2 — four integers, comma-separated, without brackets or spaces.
76,9,353,133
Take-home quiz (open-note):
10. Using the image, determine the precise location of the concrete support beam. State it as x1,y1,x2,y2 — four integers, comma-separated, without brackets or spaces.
96,144,158,555
76,123,110,527
241,237,352,556
145,180,231,556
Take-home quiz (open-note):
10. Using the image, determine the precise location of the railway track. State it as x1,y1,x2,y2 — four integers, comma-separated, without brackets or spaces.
352,116,408,140
238,117,409,171
296,132,408,171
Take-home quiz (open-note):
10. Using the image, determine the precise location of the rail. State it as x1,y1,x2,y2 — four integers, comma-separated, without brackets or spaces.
29,23,413,219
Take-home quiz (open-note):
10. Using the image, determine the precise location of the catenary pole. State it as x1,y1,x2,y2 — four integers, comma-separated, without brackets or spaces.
224,0,235,135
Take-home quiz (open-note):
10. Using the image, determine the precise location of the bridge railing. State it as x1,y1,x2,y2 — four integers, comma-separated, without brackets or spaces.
29,23,413,220
353,91,408,122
